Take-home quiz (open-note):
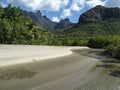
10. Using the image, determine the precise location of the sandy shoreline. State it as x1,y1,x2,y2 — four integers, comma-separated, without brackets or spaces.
0,45,88,67
0,48,119,90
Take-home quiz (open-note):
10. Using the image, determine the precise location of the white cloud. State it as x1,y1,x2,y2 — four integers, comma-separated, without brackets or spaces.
7,0,70,11
4,0,120,21
86,0,105,8
60,0,107,18
62,0,70,5
52,17,60,22
70,0,85,11
105,0,120,7
61,0,86,18
61,9,71,18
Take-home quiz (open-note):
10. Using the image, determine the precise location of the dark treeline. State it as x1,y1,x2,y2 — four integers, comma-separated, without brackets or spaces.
88,35,120,59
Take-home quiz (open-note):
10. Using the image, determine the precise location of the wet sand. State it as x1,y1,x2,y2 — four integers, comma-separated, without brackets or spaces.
0,46,120,90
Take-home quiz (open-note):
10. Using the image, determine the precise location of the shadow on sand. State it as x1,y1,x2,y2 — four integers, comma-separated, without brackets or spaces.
0,68,38,80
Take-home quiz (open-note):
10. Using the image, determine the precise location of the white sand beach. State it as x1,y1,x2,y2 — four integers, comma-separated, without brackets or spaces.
0,45,119,90
0,45,88,66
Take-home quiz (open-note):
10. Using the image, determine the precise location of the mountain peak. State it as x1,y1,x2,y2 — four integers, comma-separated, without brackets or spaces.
54,18,74,30
79,5,120,24
94,5,105,9
36,10,42,16
60,18,70,23
64,18,70,22
22,10,74,30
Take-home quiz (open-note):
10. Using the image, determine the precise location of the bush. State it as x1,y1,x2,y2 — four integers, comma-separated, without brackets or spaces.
87,36,110,48
87,35,120,59
105,45,120,59
71,40,88,46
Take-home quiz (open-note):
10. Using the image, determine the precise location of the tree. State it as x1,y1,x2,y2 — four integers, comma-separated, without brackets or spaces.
0,19,12,43
0,5,3,18
4,4,22,20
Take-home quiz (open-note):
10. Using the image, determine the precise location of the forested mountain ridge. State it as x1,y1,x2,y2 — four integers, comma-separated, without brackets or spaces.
61,5,120,38
22,10,57,30
76,5,120,59
23,10,74,30
1,4,120,45
54,18,74,30
54,5,120,46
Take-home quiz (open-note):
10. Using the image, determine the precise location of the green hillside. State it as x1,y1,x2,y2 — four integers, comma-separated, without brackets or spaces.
0,4,60,45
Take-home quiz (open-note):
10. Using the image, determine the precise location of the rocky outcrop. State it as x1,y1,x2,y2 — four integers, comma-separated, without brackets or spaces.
79,5,120,24
22,10,74,30
54,18,74,30
23,10,57,30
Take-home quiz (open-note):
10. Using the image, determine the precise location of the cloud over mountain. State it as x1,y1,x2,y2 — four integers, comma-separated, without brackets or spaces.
52,17,60,22
7,0,70,11
86,0,105,8
61,0,105,18
0,0,120,22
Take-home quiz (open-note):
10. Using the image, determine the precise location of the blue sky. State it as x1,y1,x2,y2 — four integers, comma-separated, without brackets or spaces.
0,0,120,23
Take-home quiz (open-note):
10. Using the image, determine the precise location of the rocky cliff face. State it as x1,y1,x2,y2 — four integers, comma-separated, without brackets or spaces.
54,18,74,30
22,10,74,30
79,5,120,24
23,10,57,30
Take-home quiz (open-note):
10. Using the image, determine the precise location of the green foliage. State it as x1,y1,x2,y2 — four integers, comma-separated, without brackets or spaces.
87,35,120,59
54,18,120,47
59,18,120,40
87,36,110,48
88,35,120,48
0,5,3,18
3,4,22,20
0,4,60,45
71,40,88,46
105,45,120,59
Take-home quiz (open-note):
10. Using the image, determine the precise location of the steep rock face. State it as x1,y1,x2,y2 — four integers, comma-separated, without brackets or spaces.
23,10,57,30
23,10,74,30
54,18,74,30
79,5,120,24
